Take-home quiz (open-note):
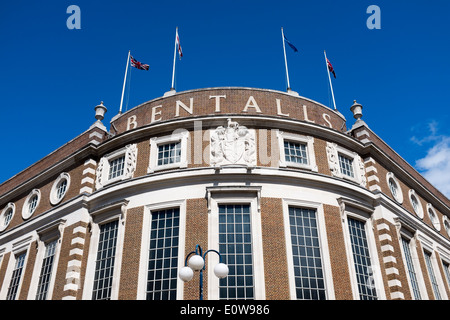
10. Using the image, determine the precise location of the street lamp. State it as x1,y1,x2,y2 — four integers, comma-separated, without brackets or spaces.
179,244,229,300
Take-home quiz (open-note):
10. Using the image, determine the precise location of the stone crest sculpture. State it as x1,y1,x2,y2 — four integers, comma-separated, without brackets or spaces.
210,118,256,167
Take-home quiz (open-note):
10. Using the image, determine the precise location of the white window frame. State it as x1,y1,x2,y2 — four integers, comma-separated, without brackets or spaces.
426,203,441,232
339,199,386,300
442,215,450,238
408,189,424,219
137,200,187,300
0,203,15,232
95,144,138,190
50,172,71,206
206,186,265,300
277,131,318,172
326,142,366,186
337,148,359,183
0,236,32,300
386,172,403,204
281,198,335,300
22,189,41,220
82,200,128,300
440,253,450,289
423,249,446,300
416,233,449,300
148,131,189,173
398,230,429,300
28,219,65,300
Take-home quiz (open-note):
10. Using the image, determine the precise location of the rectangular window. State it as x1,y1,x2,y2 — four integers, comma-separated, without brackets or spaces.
35,240,58,300
347,218,377,300
401,237,421,300
147,208,180,300
288,207,326,300
423,250,441,300
284,141,308,165
442,260,450,288
108,156,125,180
7,253,26,300
339,154,355,178
157,142,181,166
218,204,254,300
92,220,119,300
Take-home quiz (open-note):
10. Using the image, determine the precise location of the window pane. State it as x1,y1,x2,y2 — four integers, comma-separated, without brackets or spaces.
92,220,118,300
424,251,441,300
388,179,398,198
36,240,58,300
401,238,421,300
338,154,354,178
157,142,181,166
56,179,68,200
289,207,326,300
7,253,27,300
4,208,13,226
108,156,125,180
284,141,308,165
347,218,377,300
218,204,254,300
29,195,38,214
146,208,180,300
442,260,450,288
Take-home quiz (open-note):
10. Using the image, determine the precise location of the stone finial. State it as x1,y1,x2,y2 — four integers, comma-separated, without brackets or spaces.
94,101,107,122
350,100,363,121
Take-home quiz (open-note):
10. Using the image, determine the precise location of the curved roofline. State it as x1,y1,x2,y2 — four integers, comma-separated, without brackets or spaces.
111,86,346,123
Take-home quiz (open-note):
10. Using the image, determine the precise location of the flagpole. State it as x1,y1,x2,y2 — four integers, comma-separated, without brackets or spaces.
324,50,337,110
281,27,291,91
119,50,131,114
171,27,178,91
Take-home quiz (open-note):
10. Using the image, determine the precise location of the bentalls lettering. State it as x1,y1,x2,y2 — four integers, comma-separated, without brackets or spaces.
126,95,335,131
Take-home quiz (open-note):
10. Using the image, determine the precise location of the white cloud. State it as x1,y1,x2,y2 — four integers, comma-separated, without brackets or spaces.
410,120,440,146
415,136,450,198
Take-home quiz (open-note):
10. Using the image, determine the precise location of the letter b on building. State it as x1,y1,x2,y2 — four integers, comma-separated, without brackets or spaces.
67,5,81,30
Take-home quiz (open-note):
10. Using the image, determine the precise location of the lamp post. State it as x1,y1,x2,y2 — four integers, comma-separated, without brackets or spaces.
178,244,229,300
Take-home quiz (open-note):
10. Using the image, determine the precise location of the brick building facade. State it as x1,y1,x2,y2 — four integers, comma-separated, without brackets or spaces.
0,87,449,300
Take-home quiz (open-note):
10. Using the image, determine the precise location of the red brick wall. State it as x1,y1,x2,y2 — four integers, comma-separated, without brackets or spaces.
260,198,290,299
323,204,353,299
119,206,144,299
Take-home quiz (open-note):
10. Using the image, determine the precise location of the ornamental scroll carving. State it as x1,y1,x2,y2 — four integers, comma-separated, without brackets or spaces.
356,155,367,188
210,118,256,167
124,143,138,178
326,142,340,177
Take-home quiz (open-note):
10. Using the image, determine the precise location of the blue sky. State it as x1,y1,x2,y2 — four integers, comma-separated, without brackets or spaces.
1,0,449,197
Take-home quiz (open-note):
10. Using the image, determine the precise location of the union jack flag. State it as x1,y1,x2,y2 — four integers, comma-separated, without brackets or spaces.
176,29,183,59
327,58,336,78
130,56,149,70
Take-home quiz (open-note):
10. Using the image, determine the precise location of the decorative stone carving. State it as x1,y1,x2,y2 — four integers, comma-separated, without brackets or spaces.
95,157,106,189
326,142,339,177
210,118,256,167
124,143,138,179
356,155,367,188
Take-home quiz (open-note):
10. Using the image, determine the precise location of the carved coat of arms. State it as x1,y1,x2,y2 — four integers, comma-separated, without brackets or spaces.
210,119,256,167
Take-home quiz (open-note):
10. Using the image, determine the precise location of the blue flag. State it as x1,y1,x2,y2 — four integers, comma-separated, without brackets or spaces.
284,35,298,52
